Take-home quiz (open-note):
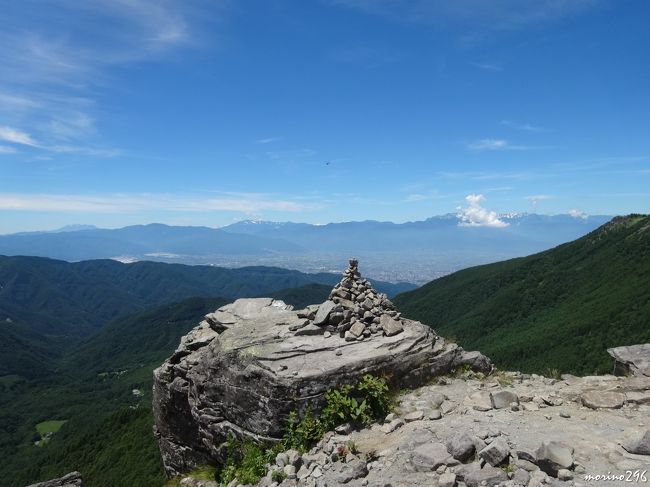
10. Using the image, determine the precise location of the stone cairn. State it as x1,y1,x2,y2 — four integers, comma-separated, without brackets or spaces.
296,258,404,341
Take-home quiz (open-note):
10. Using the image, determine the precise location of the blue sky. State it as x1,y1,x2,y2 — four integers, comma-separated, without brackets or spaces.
1,0,649,233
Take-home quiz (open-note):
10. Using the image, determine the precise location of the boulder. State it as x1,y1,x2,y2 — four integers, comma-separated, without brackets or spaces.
478,438,510,466
581,391,626,409
535,441,573,476
620,429,650,455
410,442,455,471
153,295,492,476
462,464,508,487
446,433,476,462
607,344,650,377
380,314,404,337
313,300,336,326
490,390,519,409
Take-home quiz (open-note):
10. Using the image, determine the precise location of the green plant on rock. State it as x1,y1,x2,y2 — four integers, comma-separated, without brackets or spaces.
543,367,562,380
217,436,281,486
271,469,287,482
283,374,393,452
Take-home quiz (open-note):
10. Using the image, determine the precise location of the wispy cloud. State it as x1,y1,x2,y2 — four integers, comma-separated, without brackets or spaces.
0,1,210,158
0,125,118,156
501,120,545,132
0,146,18,154
0,192,317,214
457,194,508,228
0,126,38,146
330,0,601,30
467,138,546,151
256,137,282,144
471,62,502,71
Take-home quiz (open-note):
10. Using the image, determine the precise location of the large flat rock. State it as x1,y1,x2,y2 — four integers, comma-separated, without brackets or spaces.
153,297,491,476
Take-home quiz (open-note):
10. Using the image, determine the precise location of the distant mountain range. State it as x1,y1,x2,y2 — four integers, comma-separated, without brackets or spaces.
394,214,650,375
0,214,612,283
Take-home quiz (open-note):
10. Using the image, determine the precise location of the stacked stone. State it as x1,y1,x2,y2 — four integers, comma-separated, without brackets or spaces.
306,258,404,341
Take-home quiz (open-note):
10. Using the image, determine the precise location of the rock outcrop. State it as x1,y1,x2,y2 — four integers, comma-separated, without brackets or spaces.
219,371,648,487
608,343,650,377
26,472,84,487
153,259,491,477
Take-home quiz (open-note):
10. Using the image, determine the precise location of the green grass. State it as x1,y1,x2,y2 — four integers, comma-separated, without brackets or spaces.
36,420,67,437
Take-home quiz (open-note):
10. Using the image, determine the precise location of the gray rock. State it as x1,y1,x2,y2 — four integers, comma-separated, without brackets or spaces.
429,409,442,420
284,465,297,479
468,391,493,411
478,438,510,466
512,468,530,485
581,391,626,409
464,465,508,487
349,321,366,338
313,300,336,326
380,314,404,337
404,410,424,422
381,418,405,434
287,449,302,467
153,288,491,475
439,472,457,487
26,472,84,487
620,429,650,455
276,452,289,467
336,459,368,483
607,344,650,377
535,441,573,476
295,324,324,336
557,468,573,480
515,449,536,464
491,390,519,409
335,423,353,435
447,433,476,462
410,442,455,471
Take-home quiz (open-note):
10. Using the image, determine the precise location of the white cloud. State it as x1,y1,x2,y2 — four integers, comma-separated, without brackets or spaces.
468,138,509,150
0,125,118,156
467,138,545,151
0,1,213,158
256,137,281,144
0,145,17,154
0,192,317,214
569,208,588,219
457,194,508,228
501,120,545,132
0,126,38,146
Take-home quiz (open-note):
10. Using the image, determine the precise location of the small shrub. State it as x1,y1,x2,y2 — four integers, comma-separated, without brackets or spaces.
217,436,281,486
271,469,287,482
543,368,562,380
283,374,393,452
346,440,359,454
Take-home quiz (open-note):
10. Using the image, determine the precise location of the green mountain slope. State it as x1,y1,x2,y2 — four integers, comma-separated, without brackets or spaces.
394,215,650,375
3,278,339,487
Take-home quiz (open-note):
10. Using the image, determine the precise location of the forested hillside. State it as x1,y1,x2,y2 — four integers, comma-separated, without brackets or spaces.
394,215,650,375
2,283,339,487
